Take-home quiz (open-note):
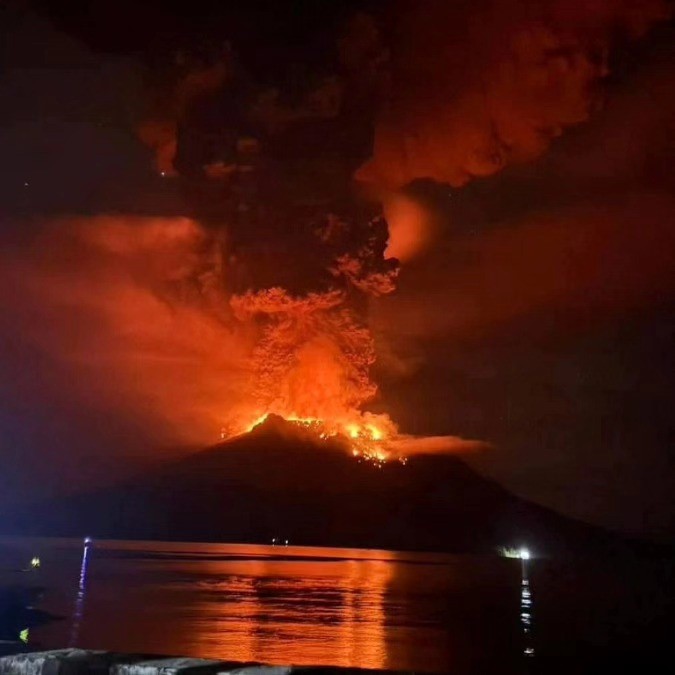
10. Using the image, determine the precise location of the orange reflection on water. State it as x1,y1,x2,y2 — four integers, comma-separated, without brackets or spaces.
184,549,393,670
25,540,521,673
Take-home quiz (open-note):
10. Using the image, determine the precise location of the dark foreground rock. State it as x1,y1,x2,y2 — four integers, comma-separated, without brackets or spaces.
0,651,415,675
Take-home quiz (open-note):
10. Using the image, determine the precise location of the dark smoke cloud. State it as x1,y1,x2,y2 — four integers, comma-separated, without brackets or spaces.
373,13,675,340
359,0,670,188
374,193,675,341
370,13,675,537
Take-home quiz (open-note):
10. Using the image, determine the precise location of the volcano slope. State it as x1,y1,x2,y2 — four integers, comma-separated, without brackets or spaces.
2,416,647,555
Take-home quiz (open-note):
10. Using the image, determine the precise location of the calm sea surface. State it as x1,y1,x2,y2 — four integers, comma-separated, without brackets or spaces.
1,538,673,673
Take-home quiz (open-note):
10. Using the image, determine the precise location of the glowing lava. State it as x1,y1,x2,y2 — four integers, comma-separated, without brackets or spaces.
228,412,397,467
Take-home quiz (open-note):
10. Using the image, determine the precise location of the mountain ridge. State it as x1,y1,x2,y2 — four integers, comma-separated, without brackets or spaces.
1,417,649,556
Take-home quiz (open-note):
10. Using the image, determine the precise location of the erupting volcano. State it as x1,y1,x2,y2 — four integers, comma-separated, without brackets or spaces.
4,0,674,561
225,213,401,465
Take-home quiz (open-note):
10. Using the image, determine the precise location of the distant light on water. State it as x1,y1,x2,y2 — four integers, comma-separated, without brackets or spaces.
498,545,533,560
495,544,536,658
69,537,92,647
519,548,535,659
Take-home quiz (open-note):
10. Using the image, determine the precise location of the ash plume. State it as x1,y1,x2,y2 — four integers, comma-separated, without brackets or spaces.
359,0,670,189
228,214,398,434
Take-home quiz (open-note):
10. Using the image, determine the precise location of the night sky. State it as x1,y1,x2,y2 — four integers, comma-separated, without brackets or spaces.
1,0,674,540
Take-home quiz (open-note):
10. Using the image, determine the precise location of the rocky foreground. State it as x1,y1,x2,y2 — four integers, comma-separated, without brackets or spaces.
0,650,413,675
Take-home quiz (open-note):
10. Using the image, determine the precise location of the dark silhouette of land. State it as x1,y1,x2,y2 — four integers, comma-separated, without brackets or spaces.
1,416,653,555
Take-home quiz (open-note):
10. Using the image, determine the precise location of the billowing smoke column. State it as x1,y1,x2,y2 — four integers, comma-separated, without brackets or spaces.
233,288,376,417
229,215,400,450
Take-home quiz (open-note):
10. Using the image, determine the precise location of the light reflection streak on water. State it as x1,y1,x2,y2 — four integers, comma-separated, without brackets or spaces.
187,556,393,670
521,558,535,658
68,540,91,647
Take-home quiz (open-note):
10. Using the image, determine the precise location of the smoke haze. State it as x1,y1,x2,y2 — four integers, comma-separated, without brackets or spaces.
0,217,248,446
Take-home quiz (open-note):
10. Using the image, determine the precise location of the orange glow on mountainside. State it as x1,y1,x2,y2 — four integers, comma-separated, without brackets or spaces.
226,412,398,467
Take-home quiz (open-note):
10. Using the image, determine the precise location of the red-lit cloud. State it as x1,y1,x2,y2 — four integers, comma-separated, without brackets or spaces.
359,0,670,188
0,217,250,447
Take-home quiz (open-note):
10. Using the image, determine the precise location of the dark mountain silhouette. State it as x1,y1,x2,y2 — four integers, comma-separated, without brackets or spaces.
2,416,644,555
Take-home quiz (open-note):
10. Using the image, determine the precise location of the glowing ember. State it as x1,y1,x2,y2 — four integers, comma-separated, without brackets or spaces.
238,412,397,467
